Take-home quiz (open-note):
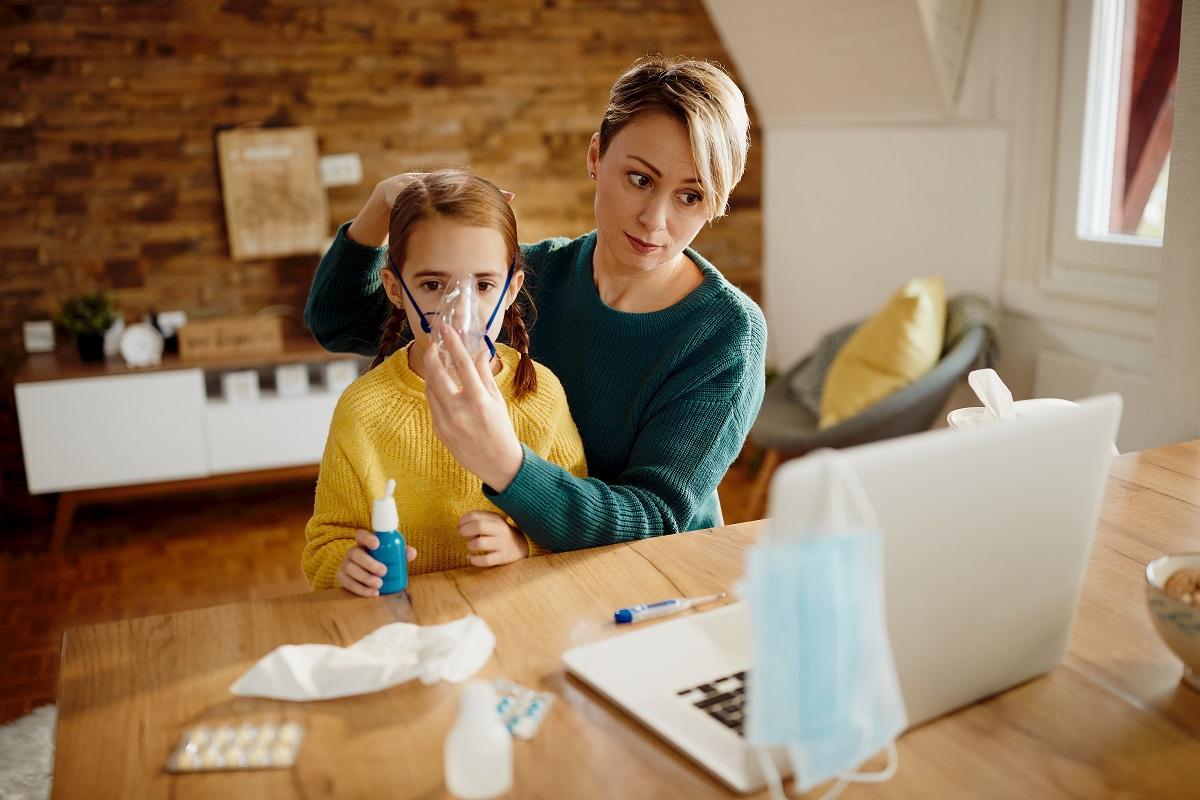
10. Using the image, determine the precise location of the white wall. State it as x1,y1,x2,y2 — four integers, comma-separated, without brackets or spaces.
764,126,1006,371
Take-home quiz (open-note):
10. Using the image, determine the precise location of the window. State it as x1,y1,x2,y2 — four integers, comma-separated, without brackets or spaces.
1052,0,1180,284
1080,0,1180,241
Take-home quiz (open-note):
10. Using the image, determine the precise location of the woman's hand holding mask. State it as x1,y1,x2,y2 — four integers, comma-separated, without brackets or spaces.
424,321,524,493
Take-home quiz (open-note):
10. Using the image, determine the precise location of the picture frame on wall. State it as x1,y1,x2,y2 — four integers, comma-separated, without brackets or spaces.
215,126,329,261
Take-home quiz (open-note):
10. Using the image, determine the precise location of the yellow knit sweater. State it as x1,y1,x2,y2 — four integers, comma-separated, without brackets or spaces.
302,343,587,590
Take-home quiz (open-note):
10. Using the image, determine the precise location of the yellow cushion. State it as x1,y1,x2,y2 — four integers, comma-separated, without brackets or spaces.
818,276,946,429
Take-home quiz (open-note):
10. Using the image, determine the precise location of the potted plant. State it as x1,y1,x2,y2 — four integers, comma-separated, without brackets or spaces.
57,291,119,362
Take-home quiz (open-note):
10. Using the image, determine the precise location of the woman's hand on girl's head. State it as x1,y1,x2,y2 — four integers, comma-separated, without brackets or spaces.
347,173,515,247
458,511,530,567
336,529,417,597
424,321,525,492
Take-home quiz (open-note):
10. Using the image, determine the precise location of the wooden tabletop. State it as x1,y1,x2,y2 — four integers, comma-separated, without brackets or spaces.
53,441,1200,798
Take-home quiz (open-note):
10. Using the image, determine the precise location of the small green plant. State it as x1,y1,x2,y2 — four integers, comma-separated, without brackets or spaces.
57,291,118,335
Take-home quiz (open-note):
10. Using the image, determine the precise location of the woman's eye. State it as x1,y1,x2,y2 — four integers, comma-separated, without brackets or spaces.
476,281,496,293
420,281,442,292
627,172,652,189
679,191,703,206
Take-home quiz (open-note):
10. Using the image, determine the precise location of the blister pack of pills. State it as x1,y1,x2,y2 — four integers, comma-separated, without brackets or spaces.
166,721,305,773
494,679,555,740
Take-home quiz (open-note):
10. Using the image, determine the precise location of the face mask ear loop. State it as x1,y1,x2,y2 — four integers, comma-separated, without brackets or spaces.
482,259,516,361
753,747,789,800
389,258,433,335
837,741,899,784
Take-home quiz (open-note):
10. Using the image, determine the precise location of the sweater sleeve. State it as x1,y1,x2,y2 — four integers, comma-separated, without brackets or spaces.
304,221,392,356
301,407,371,590
486,323,766,551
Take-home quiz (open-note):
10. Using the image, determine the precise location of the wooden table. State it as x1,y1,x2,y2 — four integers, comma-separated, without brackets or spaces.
53,442,1200,798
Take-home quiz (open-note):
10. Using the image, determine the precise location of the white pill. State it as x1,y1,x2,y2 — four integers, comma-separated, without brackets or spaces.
248,746,272,768
184,726,212,748
236,723,259,747
222,745,248,768
270,743,295,767
202,745,226,769
213,725,237,747
278,722,304,746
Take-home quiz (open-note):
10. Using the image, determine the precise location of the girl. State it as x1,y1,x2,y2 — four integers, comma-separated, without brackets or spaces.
302,171,587,596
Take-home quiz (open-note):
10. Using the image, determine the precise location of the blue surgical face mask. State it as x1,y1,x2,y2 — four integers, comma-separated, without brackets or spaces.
745,454,907,800
388,258,515,360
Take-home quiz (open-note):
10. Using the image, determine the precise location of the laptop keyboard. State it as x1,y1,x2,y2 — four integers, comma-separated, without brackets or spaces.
675,671,747,737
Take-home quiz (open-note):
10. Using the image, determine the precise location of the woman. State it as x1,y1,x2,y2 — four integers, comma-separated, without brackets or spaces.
305,56,766,555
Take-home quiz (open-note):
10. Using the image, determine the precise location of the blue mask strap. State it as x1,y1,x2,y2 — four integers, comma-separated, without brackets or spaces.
482,260,516,360
388,258,434,334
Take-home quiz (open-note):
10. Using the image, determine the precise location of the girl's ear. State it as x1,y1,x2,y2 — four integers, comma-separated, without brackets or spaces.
505,270,526,309
380,267,405,309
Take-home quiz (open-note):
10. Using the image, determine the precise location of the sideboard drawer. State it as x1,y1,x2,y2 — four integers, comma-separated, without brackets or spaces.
15,369,208,494
205,391,339,475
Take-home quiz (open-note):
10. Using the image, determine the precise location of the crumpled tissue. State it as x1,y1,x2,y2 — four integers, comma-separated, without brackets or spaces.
230,615,495,701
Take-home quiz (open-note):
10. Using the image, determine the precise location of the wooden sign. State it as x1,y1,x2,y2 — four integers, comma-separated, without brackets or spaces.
216,126,329,261
178,317,284,360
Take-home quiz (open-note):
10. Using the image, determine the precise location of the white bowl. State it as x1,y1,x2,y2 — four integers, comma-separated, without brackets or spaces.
1145,553,1200,691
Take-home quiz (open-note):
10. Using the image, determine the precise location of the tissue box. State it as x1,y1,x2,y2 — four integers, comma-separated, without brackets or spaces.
221,370,260,404
275,363,309,397
324,360,361,394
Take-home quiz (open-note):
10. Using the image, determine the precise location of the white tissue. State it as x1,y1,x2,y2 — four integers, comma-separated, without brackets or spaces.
230,615,496,701
967,368,1015,421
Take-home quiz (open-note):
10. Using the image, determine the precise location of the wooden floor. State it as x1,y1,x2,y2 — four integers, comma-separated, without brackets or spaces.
0,455,762,724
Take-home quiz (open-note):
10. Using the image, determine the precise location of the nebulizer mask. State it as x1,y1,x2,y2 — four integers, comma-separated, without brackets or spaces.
389,259,516,384
429,274,490,375
744,450,907,800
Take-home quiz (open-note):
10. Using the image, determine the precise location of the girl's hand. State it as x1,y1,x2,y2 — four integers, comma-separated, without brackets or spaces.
458,511,530,567
336,529,418,597
424,321,525,492
347,174,515,247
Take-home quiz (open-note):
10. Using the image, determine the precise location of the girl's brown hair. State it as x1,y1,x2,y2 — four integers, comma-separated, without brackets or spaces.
374,171,538,400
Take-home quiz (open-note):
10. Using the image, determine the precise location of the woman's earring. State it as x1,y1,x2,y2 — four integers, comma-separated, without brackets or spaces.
589,171,595,180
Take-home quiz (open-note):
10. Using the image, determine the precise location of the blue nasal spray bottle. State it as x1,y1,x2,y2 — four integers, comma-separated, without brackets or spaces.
372,478,408,595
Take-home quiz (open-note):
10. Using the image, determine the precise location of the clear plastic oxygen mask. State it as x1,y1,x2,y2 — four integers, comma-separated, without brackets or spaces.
430,274,490,383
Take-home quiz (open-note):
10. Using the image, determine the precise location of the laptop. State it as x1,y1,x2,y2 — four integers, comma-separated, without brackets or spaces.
563,394,1122,793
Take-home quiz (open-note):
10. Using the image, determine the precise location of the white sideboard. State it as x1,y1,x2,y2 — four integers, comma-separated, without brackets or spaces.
13,340,365,548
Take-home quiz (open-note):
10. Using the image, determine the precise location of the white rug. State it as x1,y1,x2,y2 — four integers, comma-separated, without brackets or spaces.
0,705,55,800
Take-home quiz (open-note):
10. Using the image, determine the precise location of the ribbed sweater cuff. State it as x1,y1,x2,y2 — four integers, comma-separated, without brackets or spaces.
330,220,386,298
308,541,354,591
484,444,567,546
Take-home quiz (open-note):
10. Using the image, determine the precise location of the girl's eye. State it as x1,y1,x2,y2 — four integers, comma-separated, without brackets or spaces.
476,281,496,293
420,280,442,292
627,172,652,189
678,191,703,206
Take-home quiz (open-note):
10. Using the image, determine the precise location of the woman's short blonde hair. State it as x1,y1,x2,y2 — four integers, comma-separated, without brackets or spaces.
599,56,750,221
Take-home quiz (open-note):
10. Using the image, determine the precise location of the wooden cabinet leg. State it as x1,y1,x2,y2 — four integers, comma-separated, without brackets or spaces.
51,492,77,553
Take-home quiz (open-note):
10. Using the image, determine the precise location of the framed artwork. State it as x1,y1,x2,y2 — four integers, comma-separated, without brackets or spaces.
216,126,329,261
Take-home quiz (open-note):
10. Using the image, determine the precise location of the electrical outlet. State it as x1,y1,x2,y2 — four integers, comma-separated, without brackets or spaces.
319,153,363,188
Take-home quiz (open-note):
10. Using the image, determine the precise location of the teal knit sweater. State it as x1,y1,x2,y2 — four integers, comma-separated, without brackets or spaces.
305,224,767,551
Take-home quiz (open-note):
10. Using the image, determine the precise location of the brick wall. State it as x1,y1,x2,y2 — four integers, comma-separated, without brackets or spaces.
0,0,762,520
